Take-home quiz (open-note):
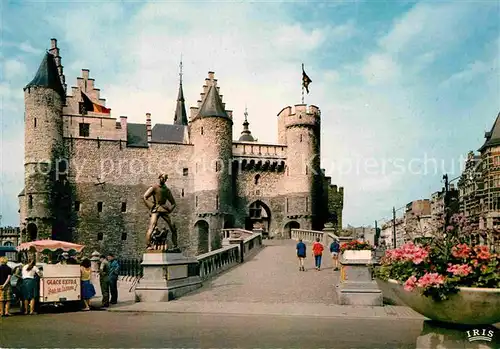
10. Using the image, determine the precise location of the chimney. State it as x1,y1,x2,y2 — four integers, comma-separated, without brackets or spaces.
146,113,152,143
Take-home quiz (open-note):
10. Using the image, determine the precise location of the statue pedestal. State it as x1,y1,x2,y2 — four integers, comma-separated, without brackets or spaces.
336,253,382,306
135,251,202,302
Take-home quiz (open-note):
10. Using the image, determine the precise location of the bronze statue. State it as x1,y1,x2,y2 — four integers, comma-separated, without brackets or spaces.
143,174,177,250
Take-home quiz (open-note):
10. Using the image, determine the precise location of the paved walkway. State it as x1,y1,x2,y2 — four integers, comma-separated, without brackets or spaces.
182,239,339,304
112,240,425,319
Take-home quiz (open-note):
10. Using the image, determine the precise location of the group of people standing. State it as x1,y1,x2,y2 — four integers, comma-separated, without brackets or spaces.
0,252,120,317
0,257,43,316
296,238,341,271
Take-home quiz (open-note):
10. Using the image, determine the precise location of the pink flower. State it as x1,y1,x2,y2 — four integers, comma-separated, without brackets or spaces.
404,276,417,291
446,264,473,277
416,273,445,288
451,244,472,259
474,245,491,260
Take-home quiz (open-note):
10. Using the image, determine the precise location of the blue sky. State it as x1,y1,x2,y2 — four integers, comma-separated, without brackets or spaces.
0,1,499,228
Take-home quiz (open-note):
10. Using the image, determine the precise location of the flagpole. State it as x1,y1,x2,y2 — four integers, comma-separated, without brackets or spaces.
301,63,305,104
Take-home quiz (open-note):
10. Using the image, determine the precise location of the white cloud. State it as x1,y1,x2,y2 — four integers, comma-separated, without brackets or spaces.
2,59,27,80
440,59,496,88
361,53,400,85
18,41,42,55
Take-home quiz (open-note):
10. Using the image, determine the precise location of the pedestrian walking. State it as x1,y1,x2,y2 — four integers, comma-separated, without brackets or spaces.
330,238,340,271
312,238,324,271
0,257,12,317
296,239,307,271
80,258,96,311
21,259,41,315
107,254,120,304
99,255,110,308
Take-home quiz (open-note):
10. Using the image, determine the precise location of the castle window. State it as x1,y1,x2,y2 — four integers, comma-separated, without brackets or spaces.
215,161,220,172
79,123,90,137
249,202,262,218
121,202,127,212
286,198,289,213
255,190,260,196
216,195,219,210
121,232,127,241
201,127,204,135
74,201,80,211
300,134,302,142
183,168,189,176
195,196,198,207
254,174,260,185
305,197,309,212
97,202,103,212
34,118,37,128
181,188,184,197
97,232,103,241
306,165,309,175
28,195,33,209
286,167,289,176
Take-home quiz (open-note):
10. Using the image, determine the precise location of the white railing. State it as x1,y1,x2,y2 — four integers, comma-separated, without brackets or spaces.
198,231,263,281
221,228,254,240
291,229,325,243
197,245,240,281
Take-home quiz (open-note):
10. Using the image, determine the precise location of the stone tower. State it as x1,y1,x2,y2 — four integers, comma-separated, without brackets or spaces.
189,72,233,253
278,104,322,230
22,39,67,241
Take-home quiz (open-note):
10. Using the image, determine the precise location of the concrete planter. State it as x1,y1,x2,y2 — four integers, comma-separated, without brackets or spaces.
378,278,500,325
343,250,372,260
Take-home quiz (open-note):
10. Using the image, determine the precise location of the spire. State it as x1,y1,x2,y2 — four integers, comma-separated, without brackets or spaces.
173,57,188,125
24,51,65,100
197,85,228,118
479,111,500,152
238,106,255,142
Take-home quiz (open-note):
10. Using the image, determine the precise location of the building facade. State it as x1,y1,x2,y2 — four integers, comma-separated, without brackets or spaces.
0,227,21,247
17,39,344,258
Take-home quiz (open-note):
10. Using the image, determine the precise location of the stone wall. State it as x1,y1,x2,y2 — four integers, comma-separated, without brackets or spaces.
66,138,195,258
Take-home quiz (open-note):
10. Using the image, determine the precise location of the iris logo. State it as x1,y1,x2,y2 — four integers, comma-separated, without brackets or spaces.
466,328,495,342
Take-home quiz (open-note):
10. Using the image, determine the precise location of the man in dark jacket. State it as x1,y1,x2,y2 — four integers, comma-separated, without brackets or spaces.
296,239,307,271
330,239,340,271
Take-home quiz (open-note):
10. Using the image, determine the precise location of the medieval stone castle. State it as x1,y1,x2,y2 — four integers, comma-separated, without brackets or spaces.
18,38,344,258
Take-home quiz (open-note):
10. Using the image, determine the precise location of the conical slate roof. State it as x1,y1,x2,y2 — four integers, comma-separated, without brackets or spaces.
479,112,500,152
24,51,65,99
198,85,227,118
173,82,188,126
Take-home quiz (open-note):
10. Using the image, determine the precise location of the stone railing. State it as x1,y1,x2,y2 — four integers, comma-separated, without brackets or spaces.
291,229,326,244
197,244,240,281
241,232,263,260
221,228,254,241
198,231,263,280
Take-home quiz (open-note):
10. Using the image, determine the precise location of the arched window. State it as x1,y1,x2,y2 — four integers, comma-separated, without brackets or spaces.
254,174,260,185
28,195,33,209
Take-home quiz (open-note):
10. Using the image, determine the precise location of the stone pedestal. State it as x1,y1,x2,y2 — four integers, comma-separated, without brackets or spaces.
336,252,383,306
134,251,202,302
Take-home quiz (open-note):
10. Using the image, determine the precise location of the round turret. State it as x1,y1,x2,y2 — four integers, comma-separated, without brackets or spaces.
278,104,322,230
23,51,66,241
189,72,233,252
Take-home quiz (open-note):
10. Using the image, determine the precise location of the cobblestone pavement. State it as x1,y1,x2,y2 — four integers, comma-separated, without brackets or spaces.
183,239,340,304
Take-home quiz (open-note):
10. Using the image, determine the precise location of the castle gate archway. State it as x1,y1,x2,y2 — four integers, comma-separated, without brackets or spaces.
284,221,300,239
194,220,209,254
245,200,271,233
27,223,38,241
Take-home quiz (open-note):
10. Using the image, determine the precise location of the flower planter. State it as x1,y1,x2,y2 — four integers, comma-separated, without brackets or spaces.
343,250,372,260
378,278,500,325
